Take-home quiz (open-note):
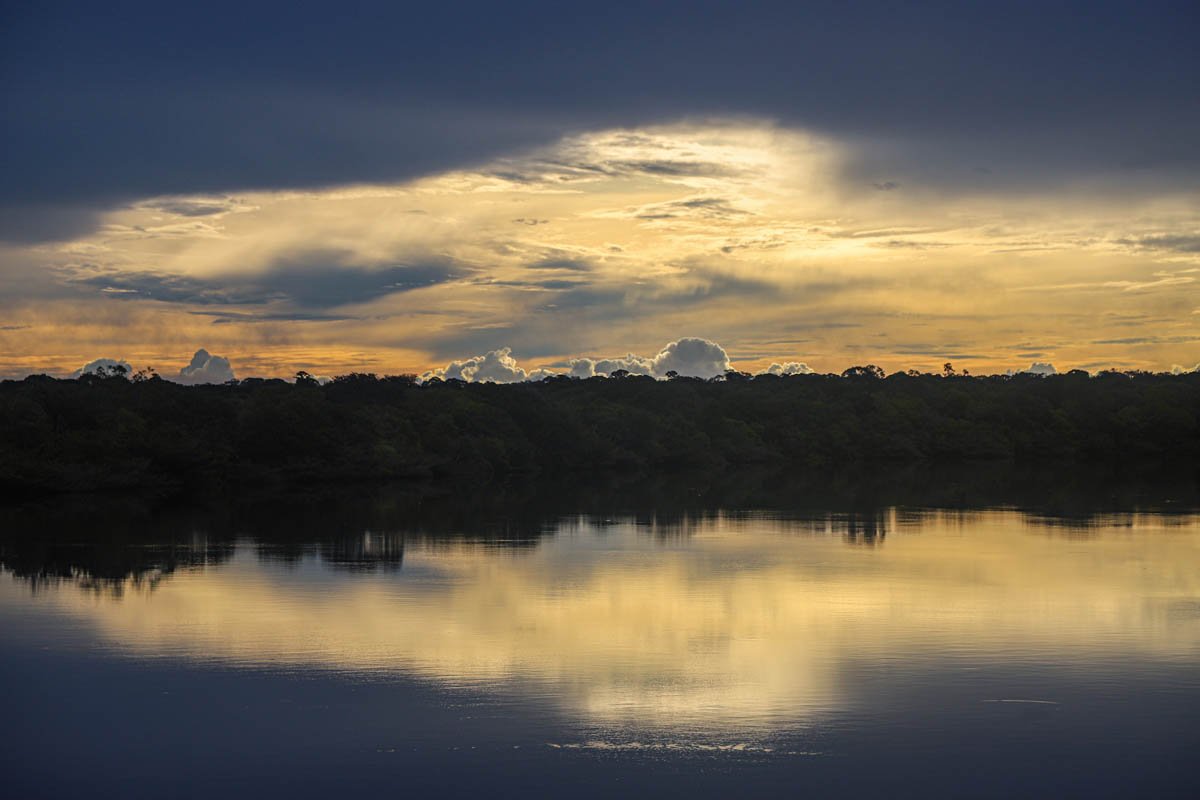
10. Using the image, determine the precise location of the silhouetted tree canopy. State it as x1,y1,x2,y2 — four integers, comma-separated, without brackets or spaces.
842,365,886,380
0,369,1198,493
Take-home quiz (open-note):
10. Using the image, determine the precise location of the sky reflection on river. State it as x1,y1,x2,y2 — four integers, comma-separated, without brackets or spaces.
5,509,1198,742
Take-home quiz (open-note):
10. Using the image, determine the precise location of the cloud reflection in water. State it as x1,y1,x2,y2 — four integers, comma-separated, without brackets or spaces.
4,510,1199,736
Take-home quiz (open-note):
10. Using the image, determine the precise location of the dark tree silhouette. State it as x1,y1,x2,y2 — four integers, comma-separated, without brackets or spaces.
842,365,885,379
0,367,1198,493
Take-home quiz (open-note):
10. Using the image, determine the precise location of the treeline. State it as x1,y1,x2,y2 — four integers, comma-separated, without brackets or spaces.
1,367,1198,493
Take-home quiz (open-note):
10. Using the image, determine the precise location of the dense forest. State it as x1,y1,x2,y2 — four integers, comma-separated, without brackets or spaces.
1,366,1198,494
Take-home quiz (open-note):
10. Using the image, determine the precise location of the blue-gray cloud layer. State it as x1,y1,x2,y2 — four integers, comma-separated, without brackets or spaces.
68,254,462,310
3,1,1197,240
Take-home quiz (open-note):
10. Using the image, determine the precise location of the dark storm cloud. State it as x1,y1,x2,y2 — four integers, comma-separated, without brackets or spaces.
3,1,1197,241
67,253,463,309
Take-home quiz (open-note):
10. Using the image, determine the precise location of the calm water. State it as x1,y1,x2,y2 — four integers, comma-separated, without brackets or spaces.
2,478,1199,798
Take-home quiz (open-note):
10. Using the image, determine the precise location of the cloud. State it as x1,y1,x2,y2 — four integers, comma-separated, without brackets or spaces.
594,357,652,375
566,359,596,379
424,338,732,383
649,338,730,378
1021,362,1058,376
190,311,352,324
1012,274,1196,293
495,149,755,189
1093,334,1200,346
633,196,749,221
172,349,235,385
71,357,131,378
257,255,463,308
760,362,814,376
526,258,592,272
0,203,107,244
1116,234,1200,254
1171,364,1199,375
872,239,951,250
423,348,529,383
7,111,1199,379
567,356,657,378
565,341,730,380
138,197,244,217
67,254,464,309
64,350,233,383
607,160,743,179
70,270,271,306
3,1,1197,250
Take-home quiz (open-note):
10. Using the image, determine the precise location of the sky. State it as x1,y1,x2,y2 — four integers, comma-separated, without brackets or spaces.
2,1,1198,380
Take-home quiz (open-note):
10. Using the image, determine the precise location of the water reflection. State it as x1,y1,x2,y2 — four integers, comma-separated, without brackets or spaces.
3,508,1198,738
0,534,234,596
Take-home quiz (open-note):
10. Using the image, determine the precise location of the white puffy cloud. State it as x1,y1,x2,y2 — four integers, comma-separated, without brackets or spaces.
593,354,655,377
648,338,730,378
172,349,236,384
1021,361,1058,376
569,339,730,379
760,361,814,376
423,338,732,383
1171,363,1200,375
565,339,730,379
465,349,528,383
567,358,598,379
423,347,529,383
67,350,234,383
71,357,131,378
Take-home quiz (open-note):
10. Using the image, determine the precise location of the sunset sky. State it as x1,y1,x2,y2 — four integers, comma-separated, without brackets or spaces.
2,2,1197,380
